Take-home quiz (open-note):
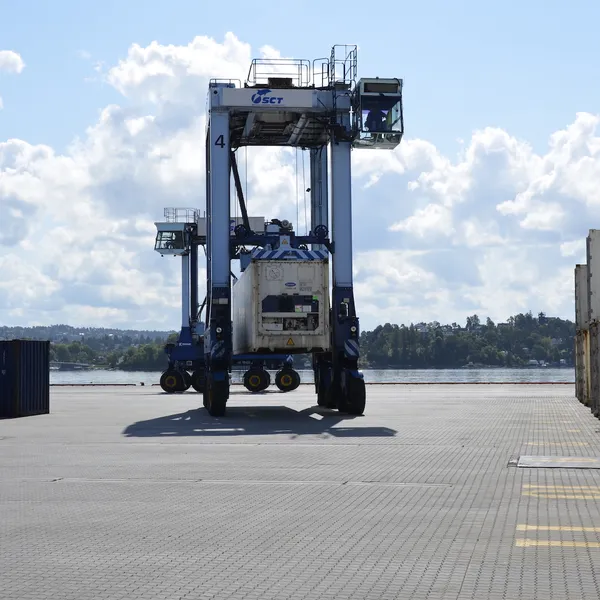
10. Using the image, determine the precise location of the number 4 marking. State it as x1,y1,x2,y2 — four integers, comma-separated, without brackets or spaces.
215,134,225,148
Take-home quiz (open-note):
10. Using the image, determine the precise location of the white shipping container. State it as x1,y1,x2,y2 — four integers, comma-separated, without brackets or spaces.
587,231,600,414
232,259,331,354
575,264,589,329
587,230,600,322
575,265,591,405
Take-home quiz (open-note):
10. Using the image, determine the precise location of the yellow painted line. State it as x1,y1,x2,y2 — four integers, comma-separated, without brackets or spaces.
524,484,600,490
516,539,600,548
517,524,600,532
523,490,600,495
525,442,589,446
523,492,600,499
567,429,582,433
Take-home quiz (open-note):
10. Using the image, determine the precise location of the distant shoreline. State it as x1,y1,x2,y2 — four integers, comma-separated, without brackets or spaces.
52,365,575,373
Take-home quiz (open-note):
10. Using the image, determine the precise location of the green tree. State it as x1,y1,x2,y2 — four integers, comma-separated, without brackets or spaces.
359,312,575,369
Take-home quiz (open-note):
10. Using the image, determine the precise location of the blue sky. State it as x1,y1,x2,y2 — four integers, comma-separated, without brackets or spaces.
2,0,599,155
1,0,599,330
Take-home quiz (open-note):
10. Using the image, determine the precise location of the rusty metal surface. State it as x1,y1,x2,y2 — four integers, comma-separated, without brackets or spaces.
576,331,585,403
589,324,599,414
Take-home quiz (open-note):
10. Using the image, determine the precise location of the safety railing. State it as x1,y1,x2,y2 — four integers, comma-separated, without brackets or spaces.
163,208,199,223
246,58,312,88
329,44,357,88
312,58,330,88
209,78,241,88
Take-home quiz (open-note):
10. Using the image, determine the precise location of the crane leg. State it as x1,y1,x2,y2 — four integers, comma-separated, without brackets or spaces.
329,138,366,415
203,110,231,417
309,146,336,408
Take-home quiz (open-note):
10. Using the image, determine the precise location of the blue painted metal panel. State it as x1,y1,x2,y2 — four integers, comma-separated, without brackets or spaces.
251,248,328,260
0,340,50,419
208,108,231,288
330,139,354,287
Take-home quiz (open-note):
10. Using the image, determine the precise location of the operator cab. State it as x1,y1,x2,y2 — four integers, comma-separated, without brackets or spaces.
154,223,188,256
353,78,404,149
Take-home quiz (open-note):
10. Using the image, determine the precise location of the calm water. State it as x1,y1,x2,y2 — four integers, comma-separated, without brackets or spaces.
51,367,575,385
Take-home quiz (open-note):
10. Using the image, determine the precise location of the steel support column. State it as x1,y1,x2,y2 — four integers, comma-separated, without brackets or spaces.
310,146,328,251
181,252,190,329
329,110,365,414
190,239,198,325
310,145,332,405
203,97,232,415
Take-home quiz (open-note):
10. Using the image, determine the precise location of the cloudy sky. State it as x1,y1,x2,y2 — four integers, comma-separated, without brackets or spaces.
1,0,600,332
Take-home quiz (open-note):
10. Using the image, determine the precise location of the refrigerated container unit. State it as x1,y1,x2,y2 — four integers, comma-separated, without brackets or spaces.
0,340,50,419
232,259,331,355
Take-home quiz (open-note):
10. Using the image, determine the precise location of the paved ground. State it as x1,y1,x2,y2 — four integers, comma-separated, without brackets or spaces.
2,383,600,599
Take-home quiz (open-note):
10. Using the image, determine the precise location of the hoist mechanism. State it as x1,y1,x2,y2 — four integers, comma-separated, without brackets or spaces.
154,44,404,416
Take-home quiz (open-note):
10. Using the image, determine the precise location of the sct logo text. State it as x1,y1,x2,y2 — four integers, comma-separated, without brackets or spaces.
251,89,284,105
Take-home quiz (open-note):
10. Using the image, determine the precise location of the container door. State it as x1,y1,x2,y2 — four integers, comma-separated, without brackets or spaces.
18,341,50,417
0,341,17,419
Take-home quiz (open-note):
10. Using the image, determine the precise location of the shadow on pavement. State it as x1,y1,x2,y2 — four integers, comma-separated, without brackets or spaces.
122,405,396,438
155,389,282,396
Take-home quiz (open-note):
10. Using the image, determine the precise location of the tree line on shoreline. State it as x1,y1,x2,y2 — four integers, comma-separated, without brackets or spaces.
3,311,575,371
359,312,574,369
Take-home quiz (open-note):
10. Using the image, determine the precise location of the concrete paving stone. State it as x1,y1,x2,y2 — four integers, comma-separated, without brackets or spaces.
2,384,600,599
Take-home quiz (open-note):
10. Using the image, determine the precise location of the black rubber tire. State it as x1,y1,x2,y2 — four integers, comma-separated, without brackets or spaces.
343,377,366,415
160,370,184,393
275,369,301,392
182,371,192,391
317,382,328,406
191,370,205,393
243,369,269,393
325,378,340,410
263,370,271,390
207,380,228,417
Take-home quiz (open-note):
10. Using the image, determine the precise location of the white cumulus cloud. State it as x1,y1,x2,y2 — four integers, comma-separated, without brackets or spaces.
0,50,25,74
0,33,595,332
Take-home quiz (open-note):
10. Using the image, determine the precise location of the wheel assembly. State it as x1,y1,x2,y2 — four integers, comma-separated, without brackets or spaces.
314,359,332,406
326,379,340,410
191,369,205,393
338,374,366,415
160,370,186,393
275,368,301,392
243,369,270,392
205,375,228,416
317,380,332,406
182,371,192,391
317,387,328,406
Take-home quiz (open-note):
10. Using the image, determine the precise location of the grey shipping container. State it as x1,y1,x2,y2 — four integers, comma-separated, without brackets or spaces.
0,340,50,419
